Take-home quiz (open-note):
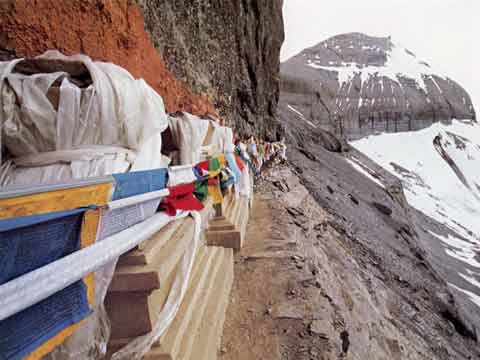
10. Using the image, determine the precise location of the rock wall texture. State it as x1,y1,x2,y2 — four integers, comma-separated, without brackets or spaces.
0,0,285,137
137,0,284,139
0,0,216,116
279,32,476,140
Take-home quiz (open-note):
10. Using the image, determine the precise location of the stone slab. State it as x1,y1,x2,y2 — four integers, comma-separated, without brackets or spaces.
144,247,225,360
206,196,249,250
109,218,195,292
120,220,185,266
188,248,234,360
106,245,207,343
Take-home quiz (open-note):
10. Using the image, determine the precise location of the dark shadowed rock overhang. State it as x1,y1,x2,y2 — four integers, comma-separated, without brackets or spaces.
138,0,285,140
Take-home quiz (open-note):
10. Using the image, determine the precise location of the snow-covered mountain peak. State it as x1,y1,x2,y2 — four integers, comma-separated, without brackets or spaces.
304,34,441,93
280,33,476,140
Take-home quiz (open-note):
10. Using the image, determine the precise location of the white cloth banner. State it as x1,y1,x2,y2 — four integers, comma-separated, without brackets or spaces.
168,164,197,187
97,199,163,241
0,51,169,185
168,113,209,165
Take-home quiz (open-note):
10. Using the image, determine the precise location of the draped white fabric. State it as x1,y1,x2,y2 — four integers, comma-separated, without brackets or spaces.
0,51,169,186
168,113,209,165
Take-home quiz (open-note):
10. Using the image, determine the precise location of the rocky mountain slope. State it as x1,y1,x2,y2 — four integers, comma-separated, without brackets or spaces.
275,32,480,360
279,33,476,140
221,165,480,359
0,1,216,116
350,119,480,336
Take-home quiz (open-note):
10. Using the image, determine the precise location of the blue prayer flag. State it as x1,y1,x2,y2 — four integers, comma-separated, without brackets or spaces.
0,208,91,359
112,168,169,200
226,154,242,184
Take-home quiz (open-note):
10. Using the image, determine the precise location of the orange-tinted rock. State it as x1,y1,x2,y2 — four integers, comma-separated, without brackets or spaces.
0,0,216,116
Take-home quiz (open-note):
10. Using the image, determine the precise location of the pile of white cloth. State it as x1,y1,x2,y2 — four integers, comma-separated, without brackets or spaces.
0,51,169,186
168,112,234,165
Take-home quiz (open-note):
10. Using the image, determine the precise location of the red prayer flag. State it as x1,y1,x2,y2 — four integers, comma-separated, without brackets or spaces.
196,160,209,171
234,155,245,172
161,182,204,216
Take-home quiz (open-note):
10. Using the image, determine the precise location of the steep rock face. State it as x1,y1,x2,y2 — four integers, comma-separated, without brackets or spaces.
350,120,480,335
0,0,216,116
279,32,476,140
137,0,284,138
221,163,480,360
0,0,285,137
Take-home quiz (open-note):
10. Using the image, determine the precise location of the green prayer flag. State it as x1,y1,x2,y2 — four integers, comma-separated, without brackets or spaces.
208,157,221,172
194,179,209,203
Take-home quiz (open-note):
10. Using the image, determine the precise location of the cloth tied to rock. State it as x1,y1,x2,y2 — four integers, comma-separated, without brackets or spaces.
226,153,242,184
167,165,197,187
193,178,209,203
207,157,224,205
220,168,235,191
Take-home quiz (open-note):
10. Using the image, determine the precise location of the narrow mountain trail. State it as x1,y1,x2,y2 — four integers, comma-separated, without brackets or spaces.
219,167,334,360
219,165,480,360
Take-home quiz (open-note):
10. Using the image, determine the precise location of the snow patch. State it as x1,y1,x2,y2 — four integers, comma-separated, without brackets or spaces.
429,231,480,269
351,120,480,307
431,76,444,94
347,158,385,188
449,283,480,307
351,120,480,268
459,270,480,288
287,104,317,128
307,41,444,93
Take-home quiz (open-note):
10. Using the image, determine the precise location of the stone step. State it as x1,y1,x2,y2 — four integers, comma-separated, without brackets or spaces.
186,248,234,360
109,217,196,292
209,196,236,231
108,246,231,359
216,197,240,231
174,251,228,360
119,220,185,266
118,201,213,267
106,245,208,340
144,247,226,360
206,196,249,250
208,219,235,231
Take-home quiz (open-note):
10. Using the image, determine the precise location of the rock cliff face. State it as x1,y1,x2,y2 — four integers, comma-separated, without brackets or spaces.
279,32,476,140
0,0,285,136
0,0,216,116
138,0,284,138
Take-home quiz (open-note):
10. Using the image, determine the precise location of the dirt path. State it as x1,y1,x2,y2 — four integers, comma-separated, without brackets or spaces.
219,169,337,360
